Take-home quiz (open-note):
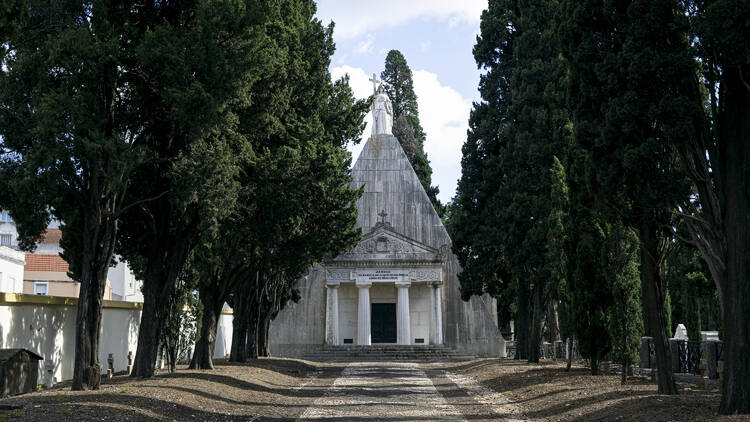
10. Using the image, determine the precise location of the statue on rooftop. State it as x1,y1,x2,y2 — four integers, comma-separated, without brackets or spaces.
369,74,393,135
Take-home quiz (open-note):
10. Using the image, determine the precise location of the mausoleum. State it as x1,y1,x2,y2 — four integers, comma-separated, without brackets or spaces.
269,75,502,357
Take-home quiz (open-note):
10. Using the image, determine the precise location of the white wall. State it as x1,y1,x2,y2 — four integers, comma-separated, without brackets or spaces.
0,212,19,249
0,301,140,384
0,247,25,293
107,259,143,302
409,283,431,343
0,298,236,384
338,283,359,342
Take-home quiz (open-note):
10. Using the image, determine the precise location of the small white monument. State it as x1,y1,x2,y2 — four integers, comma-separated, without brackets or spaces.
673,323,688,340
369,73,393,135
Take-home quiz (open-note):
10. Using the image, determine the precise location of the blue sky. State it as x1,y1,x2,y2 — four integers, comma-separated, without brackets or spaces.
315,1,488,203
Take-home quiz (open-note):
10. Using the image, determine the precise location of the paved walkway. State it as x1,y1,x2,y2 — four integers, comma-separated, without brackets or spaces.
298,362,521,421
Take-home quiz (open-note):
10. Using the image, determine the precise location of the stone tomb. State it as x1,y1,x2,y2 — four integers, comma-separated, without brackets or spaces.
324,220,444,346
267,76,502,358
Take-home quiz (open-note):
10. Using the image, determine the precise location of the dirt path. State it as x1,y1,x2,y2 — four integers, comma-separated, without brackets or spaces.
298,362,521,421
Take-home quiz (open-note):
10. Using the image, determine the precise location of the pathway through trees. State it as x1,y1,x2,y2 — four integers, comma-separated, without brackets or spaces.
298,362,520,421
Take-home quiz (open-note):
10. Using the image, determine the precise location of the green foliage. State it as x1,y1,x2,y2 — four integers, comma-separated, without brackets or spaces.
160,269,200,371
381,50,444,217
450,0,569,361
187,2,369,364
664,238,716,342
605,223,642,373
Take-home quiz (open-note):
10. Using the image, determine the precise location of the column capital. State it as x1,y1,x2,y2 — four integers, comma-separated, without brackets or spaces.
395,281,411,288
356,280,372,288
326,281,340,288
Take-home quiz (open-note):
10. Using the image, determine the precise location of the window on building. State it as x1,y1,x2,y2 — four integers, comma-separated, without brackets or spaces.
0,234,11,247
0,211,11,222
34,282,48,296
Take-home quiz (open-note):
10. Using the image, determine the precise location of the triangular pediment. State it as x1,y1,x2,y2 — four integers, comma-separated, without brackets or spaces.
329,221,446,264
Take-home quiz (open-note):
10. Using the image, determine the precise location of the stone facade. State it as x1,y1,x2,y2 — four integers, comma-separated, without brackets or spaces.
269,134,503,357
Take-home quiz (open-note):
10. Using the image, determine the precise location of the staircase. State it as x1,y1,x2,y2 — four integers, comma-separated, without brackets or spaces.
301,345,476,362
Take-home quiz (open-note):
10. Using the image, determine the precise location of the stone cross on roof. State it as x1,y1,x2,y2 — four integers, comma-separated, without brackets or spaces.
369,73,380,95
378,209,388,224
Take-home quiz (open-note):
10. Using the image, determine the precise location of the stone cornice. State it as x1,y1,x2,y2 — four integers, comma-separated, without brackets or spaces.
0,246,25,266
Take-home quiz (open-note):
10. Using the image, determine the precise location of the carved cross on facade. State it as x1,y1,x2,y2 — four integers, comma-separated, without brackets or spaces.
369,73,380,95
378,209,388,224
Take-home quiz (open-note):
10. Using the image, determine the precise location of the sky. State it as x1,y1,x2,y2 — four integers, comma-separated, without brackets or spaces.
315,0,488,204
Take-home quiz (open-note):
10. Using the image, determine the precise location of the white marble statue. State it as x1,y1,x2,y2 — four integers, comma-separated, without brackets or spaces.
370,74,393,135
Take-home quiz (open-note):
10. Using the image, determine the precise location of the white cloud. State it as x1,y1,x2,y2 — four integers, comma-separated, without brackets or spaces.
354,34,374,54
420,41,431,52
413,70,471,204
317,0,487,39
332,65,471,203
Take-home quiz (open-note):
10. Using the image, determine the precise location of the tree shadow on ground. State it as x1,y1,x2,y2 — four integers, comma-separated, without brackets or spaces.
549,390,725,421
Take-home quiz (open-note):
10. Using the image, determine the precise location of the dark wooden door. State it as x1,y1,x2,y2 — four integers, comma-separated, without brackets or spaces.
371,303,396,343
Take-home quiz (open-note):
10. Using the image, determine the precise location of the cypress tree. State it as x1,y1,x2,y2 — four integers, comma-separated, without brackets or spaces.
1,1,149,390
671,0,750,412
450,0,569,363
380,50,444,217
559,0,699,394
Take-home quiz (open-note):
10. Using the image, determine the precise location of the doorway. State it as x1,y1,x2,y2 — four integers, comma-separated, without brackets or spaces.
371,303,396,343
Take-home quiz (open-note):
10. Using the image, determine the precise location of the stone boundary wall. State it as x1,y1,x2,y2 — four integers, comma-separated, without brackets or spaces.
0,293,233,384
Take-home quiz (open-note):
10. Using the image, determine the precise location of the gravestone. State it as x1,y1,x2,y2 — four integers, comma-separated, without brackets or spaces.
673,323,688,340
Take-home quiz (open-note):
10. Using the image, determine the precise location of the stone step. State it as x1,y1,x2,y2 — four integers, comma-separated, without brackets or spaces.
301,345,476,362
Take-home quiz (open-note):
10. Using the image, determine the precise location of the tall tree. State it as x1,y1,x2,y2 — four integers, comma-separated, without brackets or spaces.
116,0,275,378
381,50,444,217
658,0,750,411
0,1,148,390
564,147,614,375
559,0,698,394
450,0,569,363
605,223,642,384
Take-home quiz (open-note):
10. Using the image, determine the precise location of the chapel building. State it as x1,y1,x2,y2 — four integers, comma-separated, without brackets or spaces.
268,79,502,357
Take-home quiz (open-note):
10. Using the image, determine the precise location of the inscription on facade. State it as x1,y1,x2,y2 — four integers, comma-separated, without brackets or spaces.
357,270,409,282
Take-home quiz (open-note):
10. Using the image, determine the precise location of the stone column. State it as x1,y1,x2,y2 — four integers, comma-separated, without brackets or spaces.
357,281,372,346
325,283,340,346
429,283,437,344
434,284,443,345
396,281,411,345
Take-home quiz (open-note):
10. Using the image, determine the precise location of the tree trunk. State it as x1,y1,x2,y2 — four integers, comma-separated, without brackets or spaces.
258,316,270,357
528,283,544,363
717,65,750,414
71,210,118,391
190,284,222,370
131,222,193,378
246,282,262,360
547,297,561,342
590,349,599,376
516,281,531,360
230,278,253,362
246,306,260,360
639,220,678,394
566,338,573,372
621,327,628,385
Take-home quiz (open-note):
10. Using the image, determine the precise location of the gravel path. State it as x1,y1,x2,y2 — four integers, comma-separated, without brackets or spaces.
298,362,520,421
